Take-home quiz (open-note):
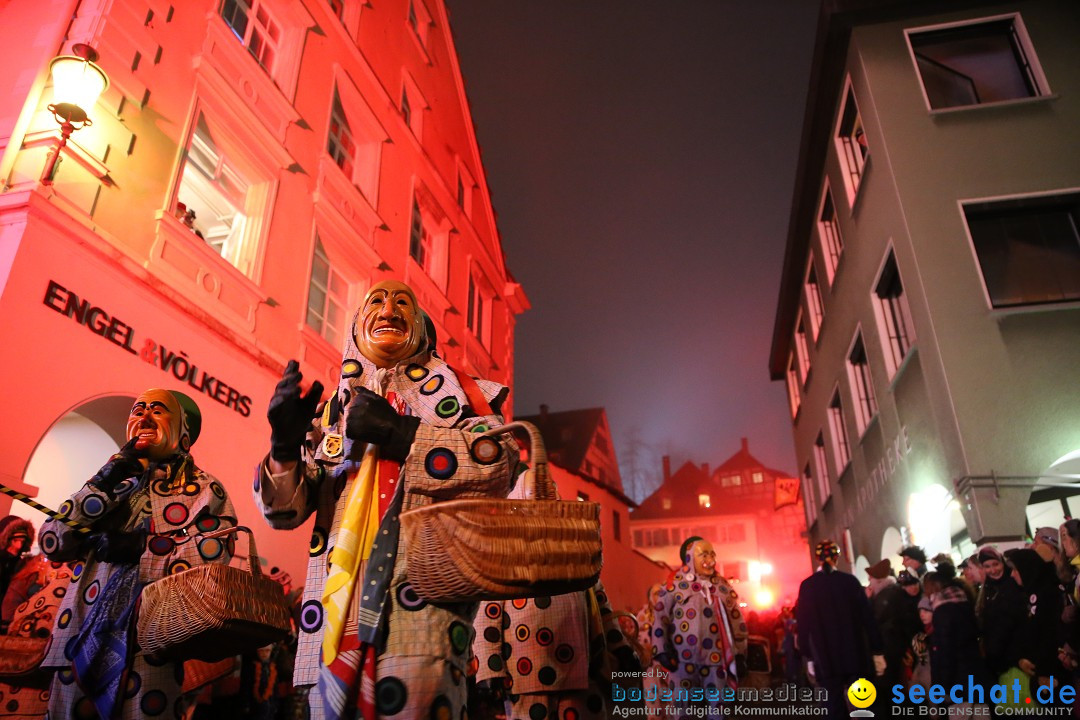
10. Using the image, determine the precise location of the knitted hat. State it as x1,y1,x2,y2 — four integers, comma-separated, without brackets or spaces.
866,558,893,579
815,539,840,563
917,597,932,613
899,545,927,564
977,545,1003,564
1033,527,1060,550
171,391,202,447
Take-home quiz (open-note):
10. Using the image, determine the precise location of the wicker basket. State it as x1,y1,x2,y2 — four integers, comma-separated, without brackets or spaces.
401,421,602,603
136,526,291,662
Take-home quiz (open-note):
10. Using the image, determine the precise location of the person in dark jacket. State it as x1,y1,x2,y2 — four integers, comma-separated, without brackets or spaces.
868,561,922,694
0,516,33,616
1005,548,1065,699
797,540,884,718
923,571,988,700
977,545,1027,682
900,546,929,578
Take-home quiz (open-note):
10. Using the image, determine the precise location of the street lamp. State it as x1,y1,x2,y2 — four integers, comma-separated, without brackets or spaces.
41,43,109,185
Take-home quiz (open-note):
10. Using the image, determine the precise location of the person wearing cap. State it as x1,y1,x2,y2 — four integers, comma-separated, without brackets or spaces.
975,545,1027,702
899,545,928,578
255,281,520,720
866,559,921,694
903,596,934,691
40,388,237,720
796,540,884,717
0,515,34,616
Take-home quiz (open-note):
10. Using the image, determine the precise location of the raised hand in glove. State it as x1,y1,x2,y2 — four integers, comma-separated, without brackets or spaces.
89,438,145,494
268,359,324,462
89,529,147,564
345,387,420,463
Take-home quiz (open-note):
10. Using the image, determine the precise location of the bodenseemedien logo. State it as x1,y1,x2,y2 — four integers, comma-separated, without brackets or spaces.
848,678,876,717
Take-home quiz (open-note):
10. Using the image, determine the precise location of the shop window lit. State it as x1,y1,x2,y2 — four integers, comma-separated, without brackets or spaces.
752,471,764,485
661,497,672,510
818,187,844,283
409,198,430,271
176,114,254,275
847,333,878,434
698,494,711,509
306,238,347,346
652,528,669,546
728,523,746,543
835,83,868,204
633,529,645,548
828,391,851,473
873,251,916,377
220,0,281,73
327,91,356,179
909,16,1047,110
964,193,1080,308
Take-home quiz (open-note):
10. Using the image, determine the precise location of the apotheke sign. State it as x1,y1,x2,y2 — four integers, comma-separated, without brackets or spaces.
43,280,253,417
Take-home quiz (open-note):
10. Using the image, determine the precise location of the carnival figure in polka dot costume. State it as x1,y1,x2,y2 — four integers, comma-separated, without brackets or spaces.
40,388,237,720
255,280,519,720
652,538,748,717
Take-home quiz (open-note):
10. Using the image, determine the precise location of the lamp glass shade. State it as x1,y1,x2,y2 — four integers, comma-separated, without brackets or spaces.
49,55,108,117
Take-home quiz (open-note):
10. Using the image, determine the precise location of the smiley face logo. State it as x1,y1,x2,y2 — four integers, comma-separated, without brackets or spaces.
847,678,876,709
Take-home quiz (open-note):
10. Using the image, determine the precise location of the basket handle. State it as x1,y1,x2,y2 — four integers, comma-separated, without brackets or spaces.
199,525,263,578
480,421,556,500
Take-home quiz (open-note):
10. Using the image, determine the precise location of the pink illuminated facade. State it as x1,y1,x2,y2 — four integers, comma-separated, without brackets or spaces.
0,0,527,580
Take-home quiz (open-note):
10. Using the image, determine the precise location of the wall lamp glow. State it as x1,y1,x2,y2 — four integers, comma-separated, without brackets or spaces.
41,44,109,185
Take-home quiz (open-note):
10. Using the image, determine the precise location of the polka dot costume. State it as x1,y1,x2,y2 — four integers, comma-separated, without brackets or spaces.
40,458,237,719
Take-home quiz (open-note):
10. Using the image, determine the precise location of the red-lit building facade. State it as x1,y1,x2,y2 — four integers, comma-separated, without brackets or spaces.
516,406,670,612
0,0,527,580
630,439,810,609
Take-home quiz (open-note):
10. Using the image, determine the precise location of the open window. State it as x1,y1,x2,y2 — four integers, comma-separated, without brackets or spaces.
306,237,349,347
872,249,916,378
827,388,851,474
326,81,385,205
846,331,878,435
834,79,868,206
818,183,844,285
907,15,1049,111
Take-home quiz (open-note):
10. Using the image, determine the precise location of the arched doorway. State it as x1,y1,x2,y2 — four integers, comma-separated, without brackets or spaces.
1026,448,1080,536
14,396,134,541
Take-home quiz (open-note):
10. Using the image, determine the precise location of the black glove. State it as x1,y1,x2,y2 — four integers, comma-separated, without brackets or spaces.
268,359,324,462
344,388,420,463
89,438,145,493
89,529,147,564
475,678,506,702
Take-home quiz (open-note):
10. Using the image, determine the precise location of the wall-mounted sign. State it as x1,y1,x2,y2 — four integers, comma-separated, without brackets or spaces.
43,280,253,417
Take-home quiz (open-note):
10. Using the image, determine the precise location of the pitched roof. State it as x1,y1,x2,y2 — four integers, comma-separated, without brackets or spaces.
515,407,628,499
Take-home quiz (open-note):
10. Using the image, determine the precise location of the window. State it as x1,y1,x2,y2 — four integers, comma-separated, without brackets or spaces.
467,272,491,346
828,390,851,473
835,82,868,204
612,510,621,542
804,258,824,341
176,113,258,276
847,333,878,434
698,494,711,509
908,16,1048,110
409,198,431,271
794,313,811,384
661,497,672,510
651,528,669,546
786,353,801,419
306,238,348,346
400,75,425,139
818,186,844,283
407,0,431,50
456,163,476,219
400,88,412,130
327,0,345,22
873,250,916,377
813,432,830,502
963,193,1080,308
752,471,764,485
220,0,281,73
577,491,589,502
803,463,817,525
633,529,645,548
327,91,356,179
720,474,740,488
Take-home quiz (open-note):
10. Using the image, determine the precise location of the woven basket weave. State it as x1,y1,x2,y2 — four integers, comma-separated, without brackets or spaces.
401,421,602,603
136,526,290,662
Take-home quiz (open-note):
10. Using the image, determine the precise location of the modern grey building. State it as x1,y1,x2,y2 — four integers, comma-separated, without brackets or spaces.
769,0,1080,572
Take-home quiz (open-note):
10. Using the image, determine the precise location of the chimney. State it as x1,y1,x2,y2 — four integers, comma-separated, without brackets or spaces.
662,455,671,481
701,463,709,477
741,437,748,454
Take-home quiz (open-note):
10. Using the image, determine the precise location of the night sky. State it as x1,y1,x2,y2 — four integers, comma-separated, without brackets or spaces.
445,2,820,499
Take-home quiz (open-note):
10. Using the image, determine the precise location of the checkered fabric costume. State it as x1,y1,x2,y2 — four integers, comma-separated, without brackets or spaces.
473,582,640,720
40,461,237,719
255,340,518,720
